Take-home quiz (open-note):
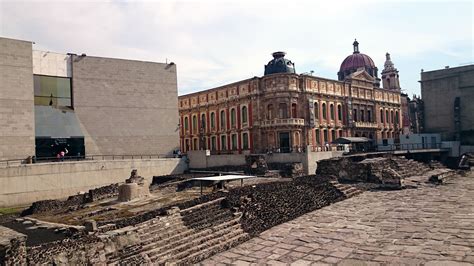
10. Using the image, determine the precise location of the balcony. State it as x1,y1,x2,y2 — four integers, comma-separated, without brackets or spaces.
259,118,305,128
354,121,379,128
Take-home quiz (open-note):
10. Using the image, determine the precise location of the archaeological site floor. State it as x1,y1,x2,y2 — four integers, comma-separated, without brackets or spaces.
204,172,474,265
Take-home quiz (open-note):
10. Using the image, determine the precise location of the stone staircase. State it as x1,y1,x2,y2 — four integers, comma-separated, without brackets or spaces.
330,181,363,198
105,197,250,265
391,157,431,178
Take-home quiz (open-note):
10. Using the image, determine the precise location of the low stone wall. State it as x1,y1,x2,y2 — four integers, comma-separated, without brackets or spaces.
0,158,187,207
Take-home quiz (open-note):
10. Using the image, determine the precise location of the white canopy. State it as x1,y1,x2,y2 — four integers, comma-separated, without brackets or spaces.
191,175,255,181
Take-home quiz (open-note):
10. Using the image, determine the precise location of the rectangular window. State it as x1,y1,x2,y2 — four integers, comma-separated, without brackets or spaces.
221,135,227,150
231,134,238,150
34,75,72,108
211,136,217,151
242,133,249,150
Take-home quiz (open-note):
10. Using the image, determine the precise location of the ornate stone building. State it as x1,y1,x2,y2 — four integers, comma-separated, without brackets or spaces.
178,41,403,153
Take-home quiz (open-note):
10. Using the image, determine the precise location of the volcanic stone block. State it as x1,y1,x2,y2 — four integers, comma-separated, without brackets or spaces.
0,226,27,265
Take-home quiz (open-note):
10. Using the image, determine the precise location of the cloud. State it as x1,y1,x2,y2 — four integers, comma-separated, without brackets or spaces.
0,0,472,96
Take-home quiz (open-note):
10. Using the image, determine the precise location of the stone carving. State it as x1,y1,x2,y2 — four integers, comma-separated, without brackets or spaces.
118,169,150,202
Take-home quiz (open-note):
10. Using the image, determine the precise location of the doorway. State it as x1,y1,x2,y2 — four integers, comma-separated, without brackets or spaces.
279,132,290,153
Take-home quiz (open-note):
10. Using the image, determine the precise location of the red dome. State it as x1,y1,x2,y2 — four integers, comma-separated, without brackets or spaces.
339,53,375,72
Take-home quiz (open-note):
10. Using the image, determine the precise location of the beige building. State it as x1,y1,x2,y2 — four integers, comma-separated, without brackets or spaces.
0,36,179,161
421,64,474,145
179,41,403,154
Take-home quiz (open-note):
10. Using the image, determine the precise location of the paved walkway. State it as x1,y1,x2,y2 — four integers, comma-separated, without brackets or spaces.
204,174,474,265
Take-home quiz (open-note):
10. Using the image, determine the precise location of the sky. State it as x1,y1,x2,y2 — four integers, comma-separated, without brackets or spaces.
0,0,472,97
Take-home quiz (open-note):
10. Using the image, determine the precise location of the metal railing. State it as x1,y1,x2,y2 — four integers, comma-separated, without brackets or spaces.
377,143,444,151
0,154,173,167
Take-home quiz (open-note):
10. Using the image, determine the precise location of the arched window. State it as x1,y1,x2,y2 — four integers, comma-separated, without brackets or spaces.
330,104,335,120
241,106,248,124
360,110,365,122
314,102,319,120
367,110,372,122
331,130,336,141
322,103,327,120
337,105,342,121
291,103,297,118
267,104,273,119
192,115,197,131
353,109,357,122
380,109,384,123
201,114,206,131
184,117,189,131
315,129,320,144
395,111,399,124
279,103,288,118
220,110,226,130
386,110,389,124
390,110,394,124
230,108,236,127
210,112,215,129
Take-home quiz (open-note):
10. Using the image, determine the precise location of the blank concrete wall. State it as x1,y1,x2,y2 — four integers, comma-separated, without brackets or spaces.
187,151,246,169
72,56,179,157
0,158,186,207
0,37,35,160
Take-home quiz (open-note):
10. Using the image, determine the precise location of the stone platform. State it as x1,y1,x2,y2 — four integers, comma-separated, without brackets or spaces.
204,173,474,265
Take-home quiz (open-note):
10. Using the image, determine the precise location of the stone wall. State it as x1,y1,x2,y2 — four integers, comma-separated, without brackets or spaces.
72,55,179,156
421,65,474,143
0,158,186,207
0,37,35,161
0,226,27,265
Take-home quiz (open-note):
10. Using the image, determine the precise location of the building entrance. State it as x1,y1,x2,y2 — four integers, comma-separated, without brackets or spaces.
279,132,291,153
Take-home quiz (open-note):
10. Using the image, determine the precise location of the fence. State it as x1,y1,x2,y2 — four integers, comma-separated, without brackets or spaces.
0,154,173,167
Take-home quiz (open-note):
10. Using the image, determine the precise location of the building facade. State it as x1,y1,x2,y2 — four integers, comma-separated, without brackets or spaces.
0,37,179,161
178,41,403,153
420,64,474,145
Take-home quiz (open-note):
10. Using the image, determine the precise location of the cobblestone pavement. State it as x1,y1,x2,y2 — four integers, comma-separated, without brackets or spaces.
204,174,474,265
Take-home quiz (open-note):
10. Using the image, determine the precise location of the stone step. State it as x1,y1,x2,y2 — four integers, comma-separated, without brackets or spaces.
141,211,237,247
179,197,226,215
147,222,243,262
111,215,240,263
138,205,228,240
173,231,251,265
152,226,248,264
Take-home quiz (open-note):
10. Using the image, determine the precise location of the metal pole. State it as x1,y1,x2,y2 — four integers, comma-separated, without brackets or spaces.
241,178,243,187
200,180,203,195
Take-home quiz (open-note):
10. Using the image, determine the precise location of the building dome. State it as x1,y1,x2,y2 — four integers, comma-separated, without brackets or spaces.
264,51,296,75
338,40,378,81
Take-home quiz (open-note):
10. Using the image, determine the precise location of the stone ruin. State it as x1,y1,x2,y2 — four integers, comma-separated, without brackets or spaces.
316,156,454,189
118,169,150,202
245,154,269,176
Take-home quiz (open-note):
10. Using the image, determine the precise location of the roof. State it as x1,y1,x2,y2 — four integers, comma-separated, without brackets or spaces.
191,175,255,181
332,137,371,144
339,53,376,72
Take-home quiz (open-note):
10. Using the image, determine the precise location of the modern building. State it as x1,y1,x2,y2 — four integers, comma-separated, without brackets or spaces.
178,40,404,154
420,64,474,146
0,37,179,161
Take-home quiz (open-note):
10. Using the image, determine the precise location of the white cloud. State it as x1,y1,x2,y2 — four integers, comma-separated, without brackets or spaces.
0,0,472,96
